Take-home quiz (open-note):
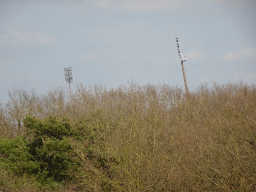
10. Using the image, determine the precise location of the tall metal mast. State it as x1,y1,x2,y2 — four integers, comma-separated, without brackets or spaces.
176,37,189,97
64,67,73,90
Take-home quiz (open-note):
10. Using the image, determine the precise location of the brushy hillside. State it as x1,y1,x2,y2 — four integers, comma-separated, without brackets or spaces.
0,81,255,191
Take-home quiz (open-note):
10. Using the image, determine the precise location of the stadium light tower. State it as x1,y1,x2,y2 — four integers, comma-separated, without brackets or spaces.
176,37,189,97
64,67,73,90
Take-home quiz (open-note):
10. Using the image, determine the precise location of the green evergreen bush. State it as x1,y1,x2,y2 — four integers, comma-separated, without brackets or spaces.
0,115,80,187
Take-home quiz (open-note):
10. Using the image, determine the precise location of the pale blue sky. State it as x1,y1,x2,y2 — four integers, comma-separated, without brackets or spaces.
1,0,256,104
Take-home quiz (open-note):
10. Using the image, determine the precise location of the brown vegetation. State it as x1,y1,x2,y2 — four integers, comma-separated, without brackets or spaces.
0,80,255,191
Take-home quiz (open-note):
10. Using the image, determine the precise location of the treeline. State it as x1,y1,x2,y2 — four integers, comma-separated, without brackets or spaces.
0,81,255,191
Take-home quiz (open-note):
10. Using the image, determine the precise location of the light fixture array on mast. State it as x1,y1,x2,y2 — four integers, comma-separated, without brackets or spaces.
176,37,189,97
64,67,73,90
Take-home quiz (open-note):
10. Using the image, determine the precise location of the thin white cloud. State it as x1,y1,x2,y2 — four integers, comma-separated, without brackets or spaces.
0,34,8,40
88,0,251,11
89,0,193,11
115,53,128,61
199,76,217,84
9,30,57,44
80,54,97,62
172,50,204,63
214,0,251,10
219,48,256,62
224,73,256,82
186,50,204,60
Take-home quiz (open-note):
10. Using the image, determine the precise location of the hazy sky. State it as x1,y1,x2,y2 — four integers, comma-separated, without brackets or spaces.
1,0,256,104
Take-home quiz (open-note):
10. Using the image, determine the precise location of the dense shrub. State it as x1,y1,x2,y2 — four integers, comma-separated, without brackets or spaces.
0,115,80,187
0,81,256,191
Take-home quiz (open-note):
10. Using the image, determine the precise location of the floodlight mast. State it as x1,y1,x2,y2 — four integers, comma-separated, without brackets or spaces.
176,37,189,98
64,67,73,90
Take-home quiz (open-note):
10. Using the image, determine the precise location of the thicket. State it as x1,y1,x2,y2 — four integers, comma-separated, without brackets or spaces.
0,80,255,191
0,115,78,189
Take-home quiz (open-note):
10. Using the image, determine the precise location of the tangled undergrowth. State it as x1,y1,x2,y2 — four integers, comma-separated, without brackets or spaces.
0,80,255,191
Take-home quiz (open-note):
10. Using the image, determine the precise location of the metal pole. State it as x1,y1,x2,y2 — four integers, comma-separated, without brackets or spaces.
176,37,189,98
64,67,73,91
181,61,189,96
